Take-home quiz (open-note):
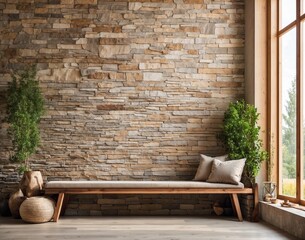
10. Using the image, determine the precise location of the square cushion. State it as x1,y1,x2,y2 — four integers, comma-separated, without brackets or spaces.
206,158,246,185
193,154,228,181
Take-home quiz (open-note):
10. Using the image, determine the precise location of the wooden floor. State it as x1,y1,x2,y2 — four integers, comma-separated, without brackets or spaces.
0,216,299,240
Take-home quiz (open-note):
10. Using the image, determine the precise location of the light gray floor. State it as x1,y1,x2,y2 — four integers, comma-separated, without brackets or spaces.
0,216,300,240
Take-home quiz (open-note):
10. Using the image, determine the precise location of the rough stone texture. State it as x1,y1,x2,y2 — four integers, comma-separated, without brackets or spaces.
65,194,215,216
260,202,305,239
0,0,246,216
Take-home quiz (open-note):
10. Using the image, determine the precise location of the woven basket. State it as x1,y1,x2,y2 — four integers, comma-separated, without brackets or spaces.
20,197,55,223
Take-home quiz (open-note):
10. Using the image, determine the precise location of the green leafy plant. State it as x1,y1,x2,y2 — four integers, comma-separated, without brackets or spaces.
6,66,44,174
220,100,268,185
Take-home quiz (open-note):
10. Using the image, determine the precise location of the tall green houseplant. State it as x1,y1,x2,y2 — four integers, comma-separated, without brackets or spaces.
220,100,268,185
7,66,44,174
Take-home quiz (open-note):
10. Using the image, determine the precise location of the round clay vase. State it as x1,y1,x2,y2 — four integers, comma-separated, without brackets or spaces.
20,197,55,224
8,189,26,218
19,171,43,197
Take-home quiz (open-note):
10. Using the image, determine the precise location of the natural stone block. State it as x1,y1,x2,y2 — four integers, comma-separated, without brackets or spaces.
96,104,124,111
99,45,131,58
99,33,128,38
75,0,97,4
35,8,48,14
139,63,161,70
126,72,143,81
201,23,215,34
88,72,109,80
109,72,124,80
39,48,60,54
97,199,125,204
167,44,183,51
102,64,118,71
187,50,198,55
76,38,87,45
143,72,163,81
180,204,194,210
51,68,81,82
71,19,91,28
19,49,36,57
48,0,61,4
57,44,82,50
180,26,200,32
61,0,74,4
59,89,75,95
183,0,202,3
118,64,139,71
53,23,70,28
129,2,142,11
84,38,99,53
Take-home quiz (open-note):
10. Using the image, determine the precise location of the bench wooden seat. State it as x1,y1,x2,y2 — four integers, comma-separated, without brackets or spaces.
45,180,258,222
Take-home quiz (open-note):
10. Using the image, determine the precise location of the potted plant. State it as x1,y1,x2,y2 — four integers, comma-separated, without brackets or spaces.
219,100,268,187
6,65,44,197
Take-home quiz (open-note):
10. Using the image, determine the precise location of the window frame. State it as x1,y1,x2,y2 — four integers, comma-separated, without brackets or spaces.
277,0,305,205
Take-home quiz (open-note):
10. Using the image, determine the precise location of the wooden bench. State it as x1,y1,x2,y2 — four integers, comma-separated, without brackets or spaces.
45,180,258,222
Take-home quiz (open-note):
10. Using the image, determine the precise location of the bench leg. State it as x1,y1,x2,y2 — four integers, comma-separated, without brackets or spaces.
53,193,64,222
230,194,237,215
230,194,243,221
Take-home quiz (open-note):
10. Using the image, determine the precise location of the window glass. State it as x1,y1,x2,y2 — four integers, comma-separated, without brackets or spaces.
280,27,297,197
281,0,296,29
302,0,305,15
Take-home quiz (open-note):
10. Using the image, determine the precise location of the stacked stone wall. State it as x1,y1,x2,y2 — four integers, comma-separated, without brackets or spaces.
0,0,246,217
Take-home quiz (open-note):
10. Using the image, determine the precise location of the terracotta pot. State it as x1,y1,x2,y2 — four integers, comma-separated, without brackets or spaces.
8,189,26,218
19,171,43,197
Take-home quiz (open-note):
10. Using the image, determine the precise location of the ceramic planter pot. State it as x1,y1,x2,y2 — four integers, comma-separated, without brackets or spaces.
19,171,43,197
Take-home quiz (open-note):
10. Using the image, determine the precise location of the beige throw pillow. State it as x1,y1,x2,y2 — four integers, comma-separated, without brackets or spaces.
206,158,246,185
193,154,228,181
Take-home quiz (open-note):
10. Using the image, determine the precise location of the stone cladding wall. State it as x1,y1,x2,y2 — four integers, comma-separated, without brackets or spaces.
0,0,247,217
